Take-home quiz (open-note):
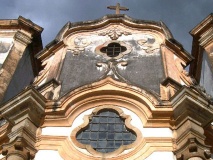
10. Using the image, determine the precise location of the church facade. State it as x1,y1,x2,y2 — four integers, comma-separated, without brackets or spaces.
0,8,212,160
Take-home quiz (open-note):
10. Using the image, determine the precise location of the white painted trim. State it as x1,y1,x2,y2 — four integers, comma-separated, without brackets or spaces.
34,150,64,160
145,151,176,160
0,154,5,159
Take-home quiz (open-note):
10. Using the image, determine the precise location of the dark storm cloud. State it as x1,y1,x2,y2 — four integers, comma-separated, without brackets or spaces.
0,0,212,52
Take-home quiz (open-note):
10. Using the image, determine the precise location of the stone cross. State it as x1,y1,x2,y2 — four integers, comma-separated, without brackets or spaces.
107,3,129,14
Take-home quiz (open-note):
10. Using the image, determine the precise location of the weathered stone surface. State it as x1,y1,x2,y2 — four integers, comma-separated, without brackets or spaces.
59,51,105,96
2,48,34,102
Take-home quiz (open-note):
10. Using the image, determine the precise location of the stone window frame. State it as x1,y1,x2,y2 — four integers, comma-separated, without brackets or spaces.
71,105,141,157
95,41,132,60
100,42,127,58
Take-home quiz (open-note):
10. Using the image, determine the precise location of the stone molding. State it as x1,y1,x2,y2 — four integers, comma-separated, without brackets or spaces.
14,31,32,47
95,40,132,60
36,77,174,159
175,138,211,160
190,13,213,48
2,137,36,160
42,77,172,127
36,135,173,160
71,105,141,158
0,87,46,160
189,13,213,82
0,87,46,126
36,14,172,61
0,16,43,102
171,87,213,159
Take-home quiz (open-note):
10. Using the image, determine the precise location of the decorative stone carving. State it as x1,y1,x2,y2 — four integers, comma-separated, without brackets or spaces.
65,36,91,55
99,26,131,40
0,88,45,160
137,35,160,54
2,137,36,160
175,138,211,160
14,31,32,47
33,55,54,86
96,60,128,82
175,59,195,85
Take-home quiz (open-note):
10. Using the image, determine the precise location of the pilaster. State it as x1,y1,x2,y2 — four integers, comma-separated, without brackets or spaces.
0,31,32,100
0,16,43,102
2,137,35,160
171,87,213,160
0,88,45,160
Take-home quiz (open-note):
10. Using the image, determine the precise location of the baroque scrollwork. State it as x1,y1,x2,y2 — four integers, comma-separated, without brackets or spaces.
99,26,131,40
175,59,195,86
33,55,54,86
137,36,160,54
66,36,91,55
96,60,128,82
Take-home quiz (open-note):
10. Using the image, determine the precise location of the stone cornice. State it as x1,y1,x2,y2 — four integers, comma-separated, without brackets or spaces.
165,39,193,65
0,87,46,126
0,16,43,34
189,14,212,82
199,28,213,47
0,16,43,79
190,13,213,37
35,14,173,60
0,88,46,159
42,77,173,128
63,14,173,40
171,86,213,126
18,16,43,33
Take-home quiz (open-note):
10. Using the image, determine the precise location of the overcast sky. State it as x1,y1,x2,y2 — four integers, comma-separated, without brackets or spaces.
0,0,212,52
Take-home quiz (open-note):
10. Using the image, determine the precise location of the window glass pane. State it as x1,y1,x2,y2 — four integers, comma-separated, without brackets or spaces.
100,43,127,58
76,110,136,153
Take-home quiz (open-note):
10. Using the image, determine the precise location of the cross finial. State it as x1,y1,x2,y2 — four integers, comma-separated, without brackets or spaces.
107,3,129,14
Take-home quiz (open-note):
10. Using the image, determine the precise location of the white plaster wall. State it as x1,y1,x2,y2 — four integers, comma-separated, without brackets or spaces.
121,107,173,138
0,154,5,159
188,157,203,160
42,108,94,136
34,151,176,160
0,38,13,65
34,150,64,160
145,152,176,160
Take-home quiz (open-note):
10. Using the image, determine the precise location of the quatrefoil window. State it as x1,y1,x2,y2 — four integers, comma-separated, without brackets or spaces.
100,42,127,58
75,109,137,153
95,41,132,60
